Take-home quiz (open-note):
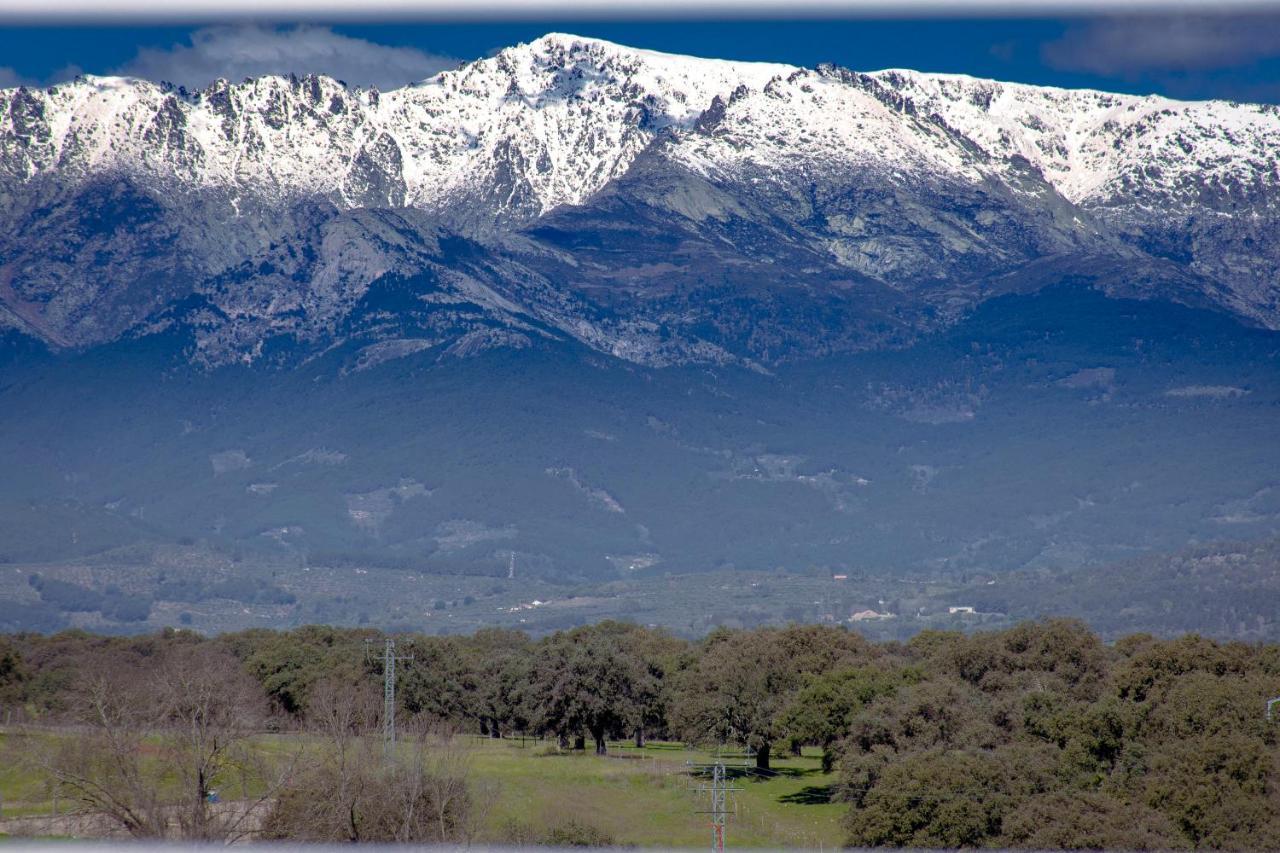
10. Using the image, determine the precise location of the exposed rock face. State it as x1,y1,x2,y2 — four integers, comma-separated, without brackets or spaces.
1,33,1277,366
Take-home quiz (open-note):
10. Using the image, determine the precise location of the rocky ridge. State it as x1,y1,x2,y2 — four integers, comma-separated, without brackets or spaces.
1,33,1277,366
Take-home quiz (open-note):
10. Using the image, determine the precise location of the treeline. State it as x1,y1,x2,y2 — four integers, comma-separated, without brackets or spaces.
2,620,1279,848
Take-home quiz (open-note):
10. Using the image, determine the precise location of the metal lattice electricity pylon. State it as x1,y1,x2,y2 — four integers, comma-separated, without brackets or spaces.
366,637,413,760
688,753,742,853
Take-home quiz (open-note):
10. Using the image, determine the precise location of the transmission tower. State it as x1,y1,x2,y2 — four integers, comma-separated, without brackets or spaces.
366,637,414,760
688,753,741,853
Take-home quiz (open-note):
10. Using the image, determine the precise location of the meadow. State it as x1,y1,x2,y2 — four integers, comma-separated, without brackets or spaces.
467,738,844,848
0,731,844,847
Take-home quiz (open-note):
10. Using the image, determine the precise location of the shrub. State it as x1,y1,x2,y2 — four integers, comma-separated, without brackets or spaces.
261,746,471,843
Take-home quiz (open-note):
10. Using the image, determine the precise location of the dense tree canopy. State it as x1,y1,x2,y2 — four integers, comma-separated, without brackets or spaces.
671,625,873,769
2,618,1278,848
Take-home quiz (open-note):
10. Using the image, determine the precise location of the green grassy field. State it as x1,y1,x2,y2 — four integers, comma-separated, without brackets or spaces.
0,732,66,820
1,732,846,847
467,737,845,848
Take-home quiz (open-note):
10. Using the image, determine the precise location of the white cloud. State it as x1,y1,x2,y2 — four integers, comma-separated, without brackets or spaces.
0,64,85,89
0,67,38,88
116,24,456,90
1043,14,1280,76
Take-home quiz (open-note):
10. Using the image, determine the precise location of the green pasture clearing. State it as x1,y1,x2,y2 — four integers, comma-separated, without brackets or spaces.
0,731,66,820
467,737,844,848
0,731,845,847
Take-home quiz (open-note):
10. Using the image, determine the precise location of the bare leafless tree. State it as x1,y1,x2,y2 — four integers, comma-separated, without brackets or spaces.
20,643,295,841
38,667,169,837
413,723,492,844
151,644,288,840
261,703,474,842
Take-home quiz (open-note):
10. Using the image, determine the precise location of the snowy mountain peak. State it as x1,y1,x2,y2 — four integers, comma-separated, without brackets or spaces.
497,31,797,90
4,34,1277,218
1,34,1279,363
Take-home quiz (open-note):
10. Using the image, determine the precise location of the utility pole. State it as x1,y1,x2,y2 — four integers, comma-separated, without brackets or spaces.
688,753,741,853
709,759,728,853
366,638,414,760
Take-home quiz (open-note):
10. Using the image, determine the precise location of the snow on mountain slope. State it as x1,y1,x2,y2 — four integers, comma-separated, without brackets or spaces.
7,33,1276,223
863,68,1280,207
0,34,795,218
670,67,986,184
843,68,1280,325
384,33,796,220
0,32,1278,361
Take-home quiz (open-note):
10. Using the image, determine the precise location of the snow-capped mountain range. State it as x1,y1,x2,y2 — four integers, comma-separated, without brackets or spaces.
2,33,1278,367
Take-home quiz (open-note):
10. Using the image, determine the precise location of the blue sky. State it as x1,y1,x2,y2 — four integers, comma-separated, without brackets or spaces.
2,15,1280,102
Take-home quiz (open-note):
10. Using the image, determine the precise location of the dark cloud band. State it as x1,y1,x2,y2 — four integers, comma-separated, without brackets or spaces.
4,1,1279,24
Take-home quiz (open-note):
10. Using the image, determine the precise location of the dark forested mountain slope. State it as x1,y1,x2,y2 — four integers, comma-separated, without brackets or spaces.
1,285,1277,580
